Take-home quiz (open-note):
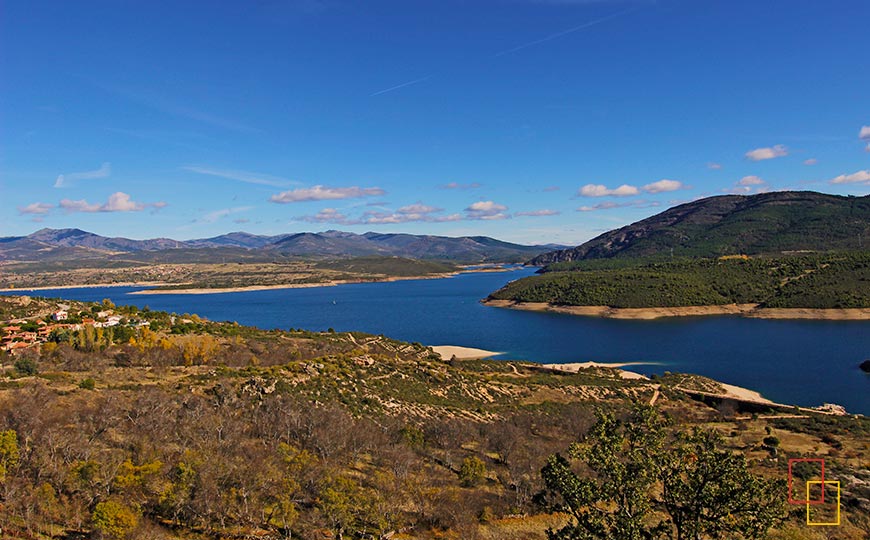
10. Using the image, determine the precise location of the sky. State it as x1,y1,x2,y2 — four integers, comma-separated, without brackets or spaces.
1,0,869,245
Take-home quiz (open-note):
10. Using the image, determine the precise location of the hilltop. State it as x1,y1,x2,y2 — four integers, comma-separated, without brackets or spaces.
529,191,870,265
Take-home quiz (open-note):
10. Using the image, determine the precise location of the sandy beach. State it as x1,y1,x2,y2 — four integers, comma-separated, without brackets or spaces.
483,299,870,321
431,345,501,360
717,383,773,404
0,282,172,293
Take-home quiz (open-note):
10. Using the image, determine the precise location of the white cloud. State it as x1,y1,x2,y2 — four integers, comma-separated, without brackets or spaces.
830,170,870,185
18,202,54,215
514,209,561,217
737,175,765,186
270,185,385,203
577,200,661,212
642,179,684,193
803,158,818,166
397,203,441,215
362,203,460,224
198,206,254,224
440,182,482,190
54,162,111,188
465,200,509,220
707,162,722,170
578,183,640,197
182,166,295,187
298,208,354,224
745,145,788,161
859,126,870,141
724,176,768,194
296,201,463,225
58,192,163,213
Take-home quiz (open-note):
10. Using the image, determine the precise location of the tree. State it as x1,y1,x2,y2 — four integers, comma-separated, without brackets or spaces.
459,456,487,487
542,406,668,540
0,430,19,483
92,500,139,539
542,405,786,540
659,428,785,540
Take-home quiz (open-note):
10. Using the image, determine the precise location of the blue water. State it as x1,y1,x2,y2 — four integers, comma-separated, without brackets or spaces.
7,268,869,414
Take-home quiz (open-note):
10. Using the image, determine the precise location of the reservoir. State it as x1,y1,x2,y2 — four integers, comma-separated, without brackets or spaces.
6,267,869,415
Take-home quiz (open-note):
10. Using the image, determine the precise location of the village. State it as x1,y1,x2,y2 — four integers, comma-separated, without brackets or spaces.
1,301,146,356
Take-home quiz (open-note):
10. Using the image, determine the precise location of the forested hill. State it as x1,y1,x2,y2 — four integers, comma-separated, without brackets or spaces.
529,191,870,265
488,252,870,310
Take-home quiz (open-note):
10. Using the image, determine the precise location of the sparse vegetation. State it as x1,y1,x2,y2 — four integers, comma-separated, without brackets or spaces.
0,295,868,539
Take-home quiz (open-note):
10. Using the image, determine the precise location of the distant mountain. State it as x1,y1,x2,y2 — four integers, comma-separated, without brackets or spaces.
529,191,870,265
186,232,290,249
0,228,560,264
24,228,182,251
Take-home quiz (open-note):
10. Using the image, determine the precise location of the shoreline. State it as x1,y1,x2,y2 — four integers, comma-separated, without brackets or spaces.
129,272,463,295
539,361,653,380
0,266,524,296
0,282,172,293
431,345,502,360
483,299,870,321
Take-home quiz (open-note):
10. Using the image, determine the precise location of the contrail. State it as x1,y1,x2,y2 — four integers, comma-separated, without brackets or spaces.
370,6,638,97
494,7,639,57
370,75,433,97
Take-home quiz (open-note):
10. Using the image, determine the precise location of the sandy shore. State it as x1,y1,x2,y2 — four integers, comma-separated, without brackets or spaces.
431,345,501,360
0,282,171,293
484,299,870,321
2,266,518,296
747,307,870,320
128,273,464,295
718,383,773,404
129,281,343,295
539,361,651,380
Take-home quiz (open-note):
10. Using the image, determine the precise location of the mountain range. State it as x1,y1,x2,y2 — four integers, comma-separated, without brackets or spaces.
529,191,870,265
0,228,561,264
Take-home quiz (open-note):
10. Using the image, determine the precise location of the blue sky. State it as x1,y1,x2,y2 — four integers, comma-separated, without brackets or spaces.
2,0,869,245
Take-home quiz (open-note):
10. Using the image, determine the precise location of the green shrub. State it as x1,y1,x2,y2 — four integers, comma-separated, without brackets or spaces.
92,500,139,539
13,357,38,376
459,456,486,487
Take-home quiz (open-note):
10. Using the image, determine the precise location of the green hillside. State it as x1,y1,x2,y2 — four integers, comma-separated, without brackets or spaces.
529,191,870,265
489,252,870,309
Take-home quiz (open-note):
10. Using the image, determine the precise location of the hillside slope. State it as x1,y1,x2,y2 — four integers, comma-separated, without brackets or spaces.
488,252,870,313
529,191,870,265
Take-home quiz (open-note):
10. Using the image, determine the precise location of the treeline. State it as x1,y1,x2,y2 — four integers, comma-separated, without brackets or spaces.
491,252,870,309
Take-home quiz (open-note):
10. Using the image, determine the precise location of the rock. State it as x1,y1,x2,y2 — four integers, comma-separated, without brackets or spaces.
859,360,870,373
813,403,847,415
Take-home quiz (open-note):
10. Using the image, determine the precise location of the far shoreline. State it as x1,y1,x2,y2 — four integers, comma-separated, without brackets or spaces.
0,266,524,297
482,299,870,321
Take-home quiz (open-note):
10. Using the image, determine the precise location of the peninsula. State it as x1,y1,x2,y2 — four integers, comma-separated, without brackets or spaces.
487,192,870,320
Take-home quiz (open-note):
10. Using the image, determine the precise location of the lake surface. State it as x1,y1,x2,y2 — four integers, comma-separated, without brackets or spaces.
7,268,869,414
